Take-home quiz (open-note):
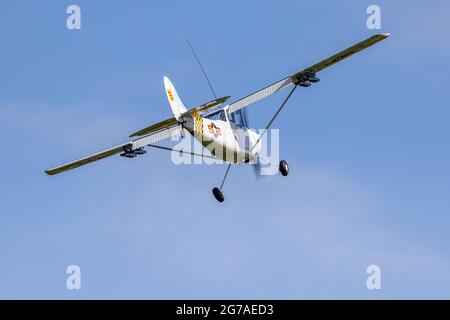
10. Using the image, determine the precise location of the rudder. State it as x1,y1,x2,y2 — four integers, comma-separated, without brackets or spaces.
164,76,187,120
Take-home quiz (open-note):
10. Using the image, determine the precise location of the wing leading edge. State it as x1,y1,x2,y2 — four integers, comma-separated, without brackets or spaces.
228,33,390,114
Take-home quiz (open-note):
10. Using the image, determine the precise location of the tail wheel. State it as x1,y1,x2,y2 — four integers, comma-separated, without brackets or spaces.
279,160,289,176
212,187,225,202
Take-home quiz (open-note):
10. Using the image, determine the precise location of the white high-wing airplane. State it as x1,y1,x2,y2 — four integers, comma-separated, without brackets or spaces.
46,33,390,202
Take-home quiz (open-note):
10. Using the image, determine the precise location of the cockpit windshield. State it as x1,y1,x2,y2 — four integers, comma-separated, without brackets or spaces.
205,110,227,121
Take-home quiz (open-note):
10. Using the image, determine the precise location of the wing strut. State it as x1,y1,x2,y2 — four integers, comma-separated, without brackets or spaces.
251,85,298,153
146,144,216,160
219,164,232,190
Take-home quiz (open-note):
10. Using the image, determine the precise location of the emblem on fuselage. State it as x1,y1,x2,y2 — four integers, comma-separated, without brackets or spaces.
208,122,222,138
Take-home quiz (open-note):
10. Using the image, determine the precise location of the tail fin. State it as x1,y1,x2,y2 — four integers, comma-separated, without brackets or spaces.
164,76,188,120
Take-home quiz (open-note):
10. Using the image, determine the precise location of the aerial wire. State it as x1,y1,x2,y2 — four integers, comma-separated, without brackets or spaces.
186,40,218,100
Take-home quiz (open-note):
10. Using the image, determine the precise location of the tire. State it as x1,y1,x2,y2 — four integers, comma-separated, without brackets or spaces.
279,160,289,176
212,187,225,202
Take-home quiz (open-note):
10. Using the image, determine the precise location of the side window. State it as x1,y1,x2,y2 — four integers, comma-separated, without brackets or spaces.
228,111,235,124
232,110,245,128
220,110,227,121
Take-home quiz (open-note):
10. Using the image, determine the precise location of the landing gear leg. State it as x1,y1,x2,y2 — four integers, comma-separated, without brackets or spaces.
212,164,231,203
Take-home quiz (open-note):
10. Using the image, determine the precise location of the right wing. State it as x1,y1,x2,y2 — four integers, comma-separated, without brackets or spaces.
45,125,181,175
228,33,390,113
45,143,132,176
46,95,230,175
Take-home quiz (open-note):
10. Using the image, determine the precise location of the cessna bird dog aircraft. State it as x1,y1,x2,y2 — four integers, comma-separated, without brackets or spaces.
46,33,390,202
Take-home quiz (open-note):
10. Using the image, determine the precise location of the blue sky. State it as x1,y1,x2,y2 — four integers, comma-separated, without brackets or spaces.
1,0,450,299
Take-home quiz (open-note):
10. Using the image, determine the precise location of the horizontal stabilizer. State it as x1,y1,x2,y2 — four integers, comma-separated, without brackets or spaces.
129,117,179,138
182,96,230,116
129,96,230,138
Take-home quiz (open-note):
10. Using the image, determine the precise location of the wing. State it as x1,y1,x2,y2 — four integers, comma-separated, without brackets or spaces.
130,125,181,149
45,143,132,175
45,125,181,175
46,94,227,175
228,33,390,113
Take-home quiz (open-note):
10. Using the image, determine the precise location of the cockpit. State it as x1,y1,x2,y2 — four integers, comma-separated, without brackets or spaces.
205,109,227,121
204,108,247,129
228,109,247,128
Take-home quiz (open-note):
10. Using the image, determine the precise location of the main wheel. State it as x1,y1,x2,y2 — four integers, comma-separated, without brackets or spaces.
212,187,225,202
279,160,289,176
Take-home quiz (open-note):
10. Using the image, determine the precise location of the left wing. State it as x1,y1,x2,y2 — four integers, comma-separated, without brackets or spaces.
46,95,229,175
228,33,390,114
45,125,181,175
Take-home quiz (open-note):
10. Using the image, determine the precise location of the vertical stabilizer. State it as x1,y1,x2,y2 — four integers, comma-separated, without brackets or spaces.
164,76,187,120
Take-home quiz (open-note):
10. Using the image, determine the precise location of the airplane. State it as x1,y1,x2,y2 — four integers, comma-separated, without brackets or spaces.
45,33,390,202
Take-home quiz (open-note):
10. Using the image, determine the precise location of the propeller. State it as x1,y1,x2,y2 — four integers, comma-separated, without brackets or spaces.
252,155,272,180
252,156,264,180
243,109,266,180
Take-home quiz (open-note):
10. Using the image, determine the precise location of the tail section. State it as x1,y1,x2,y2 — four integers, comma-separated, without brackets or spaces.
164,76,188,120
